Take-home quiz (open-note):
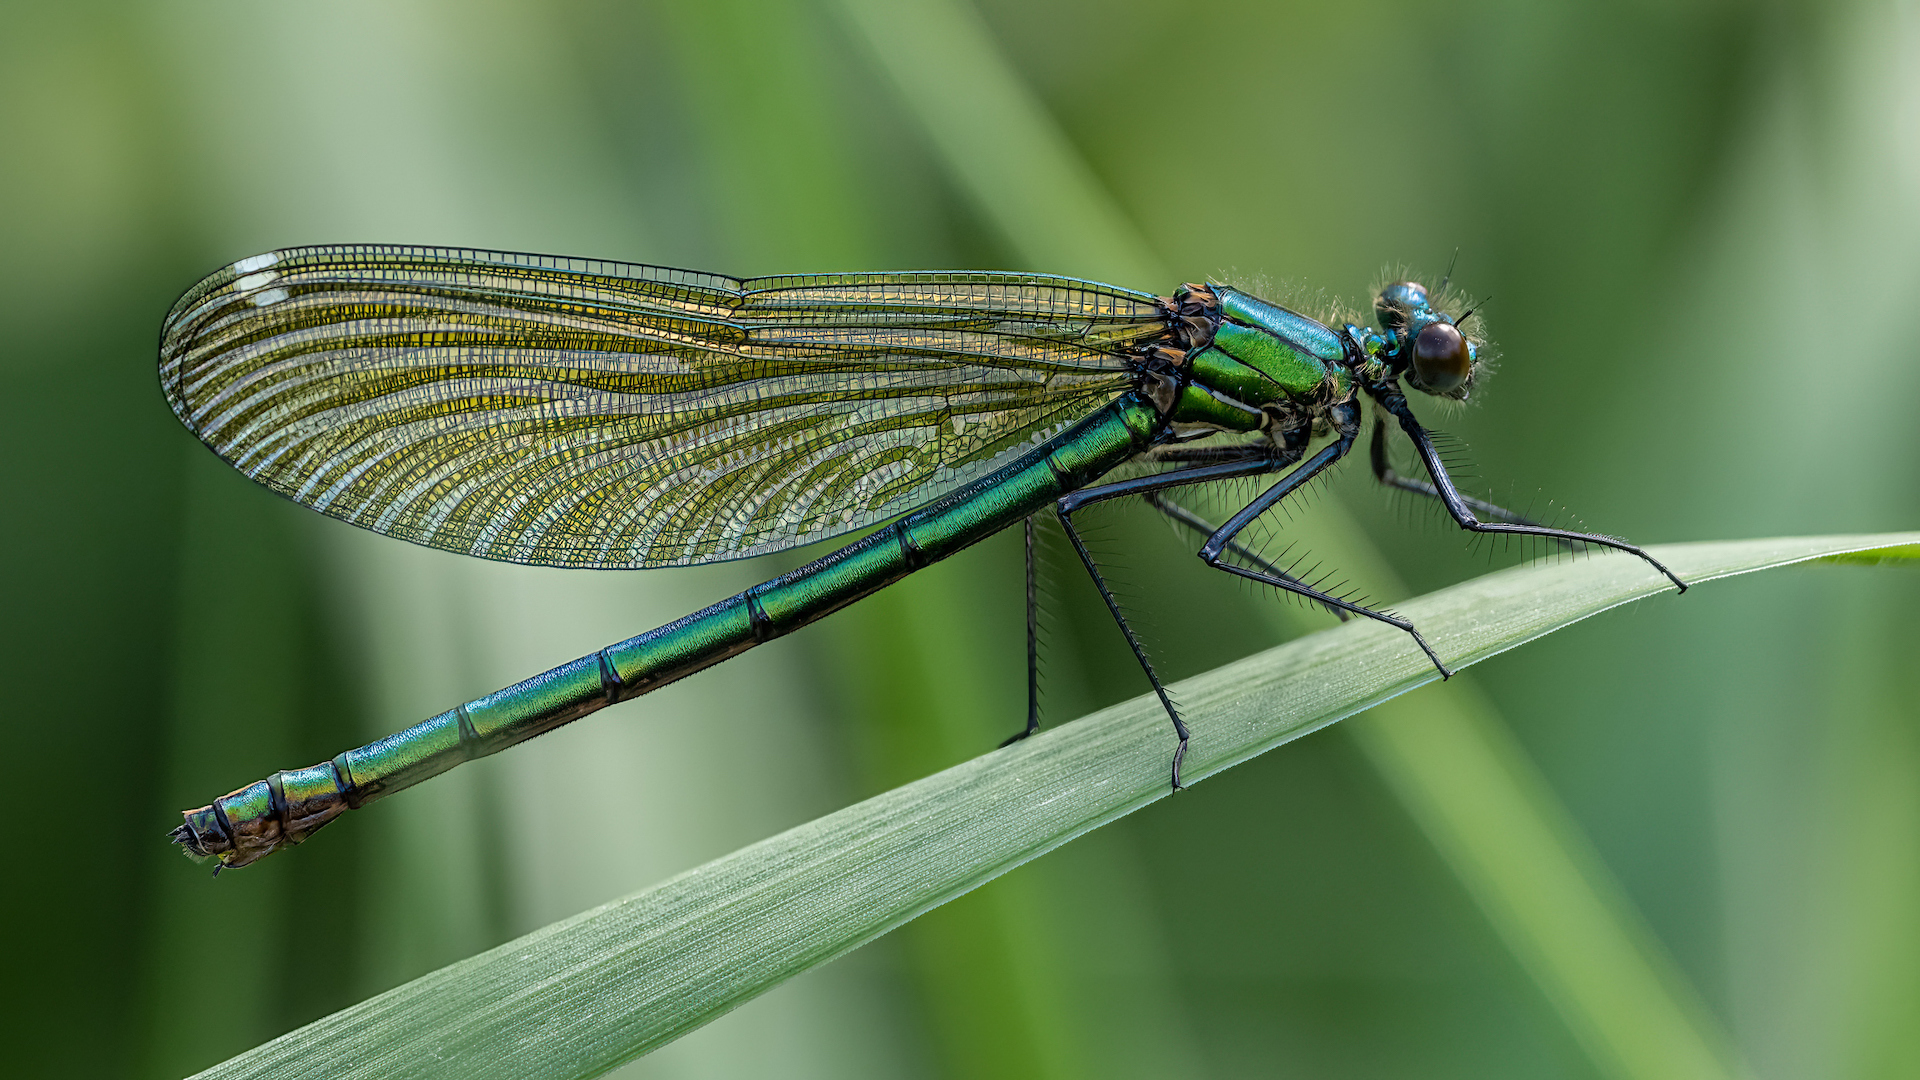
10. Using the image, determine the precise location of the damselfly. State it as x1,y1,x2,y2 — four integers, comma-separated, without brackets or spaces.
161,246,1684,870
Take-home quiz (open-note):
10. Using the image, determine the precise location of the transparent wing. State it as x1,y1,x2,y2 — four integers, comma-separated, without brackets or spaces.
160,245,1165,567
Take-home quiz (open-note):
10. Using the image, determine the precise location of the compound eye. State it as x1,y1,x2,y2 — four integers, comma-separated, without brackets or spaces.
1411,322,1471,394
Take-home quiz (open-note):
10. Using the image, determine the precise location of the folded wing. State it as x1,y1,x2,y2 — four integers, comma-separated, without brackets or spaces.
160,245,1163,568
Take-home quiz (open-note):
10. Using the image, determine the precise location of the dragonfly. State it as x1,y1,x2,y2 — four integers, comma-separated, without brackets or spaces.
162,245,1685,871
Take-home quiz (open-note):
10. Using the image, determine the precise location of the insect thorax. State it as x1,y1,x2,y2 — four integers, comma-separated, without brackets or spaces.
1135,282,1351,441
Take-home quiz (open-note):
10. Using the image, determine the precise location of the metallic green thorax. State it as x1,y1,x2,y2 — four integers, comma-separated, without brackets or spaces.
177,394,1164,868
1168,283,1347,429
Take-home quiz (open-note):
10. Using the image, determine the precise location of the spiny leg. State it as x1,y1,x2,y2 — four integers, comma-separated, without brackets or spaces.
1146,443,1291,466
1057,447,1307,516
1142,492,1351,623
999,515,1043,748
1367,383,1688,592
1196,401,1453,678
1369,418,1552,528
1370,417,1581,565
1057,506,1192,790
1051,448,1311,790
1006,447,1305,749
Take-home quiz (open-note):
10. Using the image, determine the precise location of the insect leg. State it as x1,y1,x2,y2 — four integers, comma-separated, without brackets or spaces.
1194,403,1453,678
999,516,1044,747
1146,443,1287,466
1367,384,1688,592
1369,417,1552,528
1053,451,1307,790
1142,492,1350,623
1061,446,1305,515
1056,507,1192,789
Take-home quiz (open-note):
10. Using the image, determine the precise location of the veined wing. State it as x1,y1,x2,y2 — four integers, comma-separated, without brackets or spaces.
159,245,1165,567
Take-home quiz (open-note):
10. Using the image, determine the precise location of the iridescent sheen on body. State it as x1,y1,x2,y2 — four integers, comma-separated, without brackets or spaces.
167,245,1553,870
174,392,1163,867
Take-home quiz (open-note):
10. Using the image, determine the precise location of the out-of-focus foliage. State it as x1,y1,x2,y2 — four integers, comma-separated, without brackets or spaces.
1,2,1914,1079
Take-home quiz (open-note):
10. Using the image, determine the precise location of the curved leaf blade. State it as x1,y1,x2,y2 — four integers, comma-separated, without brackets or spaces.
193,532,1920,1080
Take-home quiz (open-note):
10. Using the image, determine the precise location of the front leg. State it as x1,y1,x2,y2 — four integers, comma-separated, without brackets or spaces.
1366,383,1688,592
1370,418,1558,529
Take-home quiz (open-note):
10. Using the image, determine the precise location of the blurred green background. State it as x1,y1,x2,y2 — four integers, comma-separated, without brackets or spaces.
3,0,1917,1077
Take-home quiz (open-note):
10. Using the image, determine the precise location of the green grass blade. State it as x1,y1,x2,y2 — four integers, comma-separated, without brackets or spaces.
814,9,1771,1072
1821,543,1920,565
190,533,1919,1080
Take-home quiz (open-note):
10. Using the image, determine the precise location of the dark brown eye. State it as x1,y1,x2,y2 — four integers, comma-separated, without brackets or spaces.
1411,322,1471,394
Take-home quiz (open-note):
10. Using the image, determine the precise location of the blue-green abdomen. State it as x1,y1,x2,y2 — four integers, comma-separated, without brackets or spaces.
177,392,1165,869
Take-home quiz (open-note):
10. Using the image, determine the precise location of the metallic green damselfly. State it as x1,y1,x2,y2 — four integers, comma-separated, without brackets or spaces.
162,245,1684,870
